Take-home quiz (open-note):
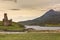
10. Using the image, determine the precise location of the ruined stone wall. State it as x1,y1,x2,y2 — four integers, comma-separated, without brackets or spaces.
3,13,12,26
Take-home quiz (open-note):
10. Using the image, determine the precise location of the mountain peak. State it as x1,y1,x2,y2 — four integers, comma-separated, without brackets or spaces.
19,9,60,26
48,9,55,12
44,9,56,15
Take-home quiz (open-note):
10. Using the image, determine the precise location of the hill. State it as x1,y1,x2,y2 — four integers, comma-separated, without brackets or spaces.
19,9,60,26
0,21,25,31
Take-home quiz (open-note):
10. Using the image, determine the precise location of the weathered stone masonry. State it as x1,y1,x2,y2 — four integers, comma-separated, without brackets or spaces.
3,13,12,26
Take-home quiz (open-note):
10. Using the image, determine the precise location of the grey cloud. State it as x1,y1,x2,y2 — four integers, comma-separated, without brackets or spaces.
17,0,60,8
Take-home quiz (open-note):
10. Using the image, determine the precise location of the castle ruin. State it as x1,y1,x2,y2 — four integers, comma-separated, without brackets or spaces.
3,13,12,26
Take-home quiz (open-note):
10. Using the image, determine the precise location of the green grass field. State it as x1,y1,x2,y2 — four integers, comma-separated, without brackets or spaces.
0,33,60,40
0,21,24,31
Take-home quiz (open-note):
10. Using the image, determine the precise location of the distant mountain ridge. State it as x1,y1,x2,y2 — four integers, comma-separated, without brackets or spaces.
19,9,60,26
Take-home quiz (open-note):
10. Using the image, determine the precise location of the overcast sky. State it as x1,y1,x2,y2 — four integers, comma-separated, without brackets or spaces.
0,0,60,22
1,0,60,9
17,0,60,8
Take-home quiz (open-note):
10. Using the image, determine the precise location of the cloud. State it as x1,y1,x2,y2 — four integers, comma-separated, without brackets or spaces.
17,0,60,8
0,1,18,10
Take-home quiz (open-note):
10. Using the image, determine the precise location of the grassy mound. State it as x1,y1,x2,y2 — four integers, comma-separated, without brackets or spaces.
0,21,25,31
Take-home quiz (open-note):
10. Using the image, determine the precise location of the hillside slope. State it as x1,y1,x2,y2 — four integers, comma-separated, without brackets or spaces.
0,21,24,31
19,9,60,26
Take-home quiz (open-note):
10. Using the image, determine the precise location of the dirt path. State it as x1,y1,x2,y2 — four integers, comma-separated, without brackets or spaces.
0,31,59,34
0,32,27,34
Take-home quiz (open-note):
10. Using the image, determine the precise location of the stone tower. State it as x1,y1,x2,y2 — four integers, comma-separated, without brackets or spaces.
3,13,12,26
